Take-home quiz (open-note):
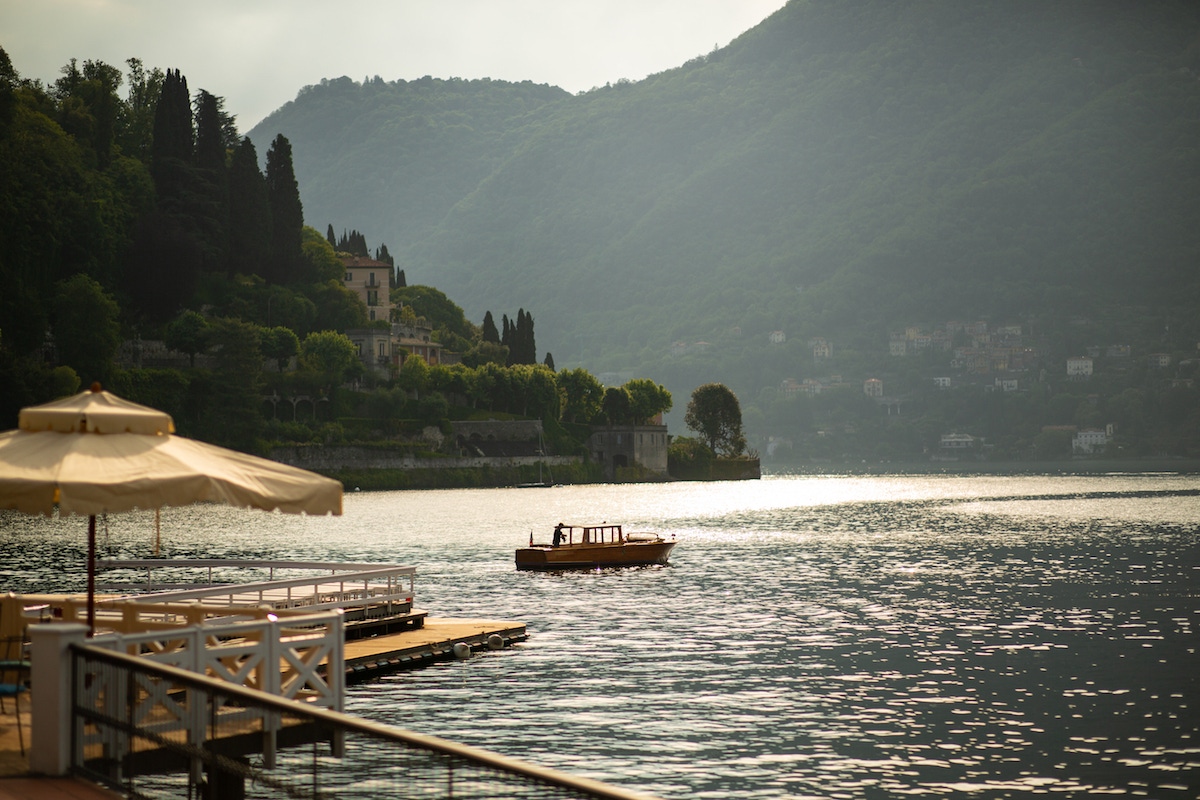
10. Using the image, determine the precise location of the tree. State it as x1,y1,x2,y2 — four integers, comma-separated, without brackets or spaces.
624,378,672,424
192,90,232,273
265,133,304,284
684,383,746,456
228,137,271,277
116,58,164,162
53,58,122,169
197,317,264,451
150,68,192,201
543,352,555,371
392,285,477,342
261,326,300,372
481,311,500,343
506,308,536,365
601,386,632,425
398,354,430,398
162,309,210,367
461,340,508,368
53,274,121,385
300,330,358,390
557,367,604,423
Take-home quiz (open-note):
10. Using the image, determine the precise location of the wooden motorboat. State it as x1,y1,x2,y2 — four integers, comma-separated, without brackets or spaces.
515,524,676,571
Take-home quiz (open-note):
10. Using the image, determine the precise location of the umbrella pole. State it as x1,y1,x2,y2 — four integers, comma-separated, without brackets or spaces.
88,514,96,636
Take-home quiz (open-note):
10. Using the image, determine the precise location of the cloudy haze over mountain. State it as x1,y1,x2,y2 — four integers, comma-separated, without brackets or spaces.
1,0,786,129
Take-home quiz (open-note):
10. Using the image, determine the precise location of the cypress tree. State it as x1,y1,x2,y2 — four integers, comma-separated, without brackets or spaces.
193,89,230,272
265,133,303,284
151,68,192,200
326,223,336,247
481,311,500,343
228,137,271,278
375,243,393,266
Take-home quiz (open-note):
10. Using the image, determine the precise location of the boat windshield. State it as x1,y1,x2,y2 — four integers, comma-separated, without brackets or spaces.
560,525,623,545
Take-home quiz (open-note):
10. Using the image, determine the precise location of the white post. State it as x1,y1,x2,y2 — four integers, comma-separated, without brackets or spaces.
29,623,89,776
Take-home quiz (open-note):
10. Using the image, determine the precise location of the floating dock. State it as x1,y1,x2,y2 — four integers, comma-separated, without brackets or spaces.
342,616,528,683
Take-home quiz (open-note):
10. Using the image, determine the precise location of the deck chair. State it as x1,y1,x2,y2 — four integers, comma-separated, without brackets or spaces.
0,636,30,756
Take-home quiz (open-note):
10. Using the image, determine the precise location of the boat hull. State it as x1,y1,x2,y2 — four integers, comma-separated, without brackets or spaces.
515,540,676,571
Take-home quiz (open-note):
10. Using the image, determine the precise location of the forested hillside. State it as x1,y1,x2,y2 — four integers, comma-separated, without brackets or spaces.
251,0,1200,361
248,0,1200,461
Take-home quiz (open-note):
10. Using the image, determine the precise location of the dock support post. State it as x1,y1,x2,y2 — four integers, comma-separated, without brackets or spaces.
30,623,90,776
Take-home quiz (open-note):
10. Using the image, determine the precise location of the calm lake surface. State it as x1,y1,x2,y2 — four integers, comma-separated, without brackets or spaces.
3,473,1199,799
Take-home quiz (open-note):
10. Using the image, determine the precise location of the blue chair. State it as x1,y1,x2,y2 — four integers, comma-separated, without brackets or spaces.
0,637,30,756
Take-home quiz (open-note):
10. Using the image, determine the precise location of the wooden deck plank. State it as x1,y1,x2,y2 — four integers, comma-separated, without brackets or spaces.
0,777,125,799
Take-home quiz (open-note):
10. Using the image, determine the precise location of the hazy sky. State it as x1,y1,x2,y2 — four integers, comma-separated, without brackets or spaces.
2,0,788,131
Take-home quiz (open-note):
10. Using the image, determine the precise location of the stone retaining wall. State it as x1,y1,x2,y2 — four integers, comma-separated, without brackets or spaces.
270,445,578,472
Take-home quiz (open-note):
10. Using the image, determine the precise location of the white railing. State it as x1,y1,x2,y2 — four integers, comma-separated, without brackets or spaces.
87,609,345,709
97,559,415,616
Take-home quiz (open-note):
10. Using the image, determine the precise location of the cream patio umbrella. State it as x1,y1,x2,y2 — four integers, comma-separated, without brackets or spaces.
0,384,343,632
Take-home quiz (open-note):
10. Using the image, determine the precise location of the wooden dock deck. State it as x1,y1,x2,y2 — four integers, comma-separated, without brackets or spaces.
0,614,527,778
342,616,528,682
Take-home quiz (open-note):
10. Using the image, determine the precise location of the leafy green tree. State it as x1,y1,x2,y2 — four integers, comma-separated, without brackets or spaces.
461,339,508,368
0,46,17,131
601,386,632,425
392,285,478,342
557,367,604,423
398,354,431,398
261,325,300,372
49,365,81,398
685,383,746,456
53,58,122,169
510,363,560,418
309,279,368,332
667,436,715,479
162,309,210,367
417,391,449,424
116,58,163,161
53,274,121,384
300,330,358,390
196,317,264,451
623,378,672,424
300,225,345,285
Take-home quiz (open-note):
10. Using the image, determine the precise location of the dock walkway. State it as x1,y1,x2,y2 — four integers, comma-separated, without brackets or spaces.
342,616,527,682
0,614,527,779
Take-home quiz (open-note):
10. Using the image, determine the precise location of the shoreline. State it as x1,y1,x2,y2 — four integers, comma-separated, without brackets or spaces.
761,457,1200,476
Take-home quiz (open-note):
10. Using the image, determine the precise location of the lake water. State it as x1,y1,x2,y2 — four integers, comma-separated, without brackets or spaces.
3,473,1199,799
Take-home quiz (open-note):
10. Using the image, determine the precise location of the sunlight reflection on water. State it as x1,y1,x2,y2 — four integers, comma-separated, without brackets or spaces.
2,473,1200,798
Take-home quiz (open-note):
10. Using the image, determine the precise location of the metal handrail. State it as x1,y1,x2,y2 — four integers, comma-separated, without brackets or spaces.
72,643,665,800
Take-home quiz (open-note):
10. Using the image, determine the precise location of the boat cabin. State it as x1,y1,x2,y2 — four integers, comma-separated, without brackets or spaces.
555,524,626,546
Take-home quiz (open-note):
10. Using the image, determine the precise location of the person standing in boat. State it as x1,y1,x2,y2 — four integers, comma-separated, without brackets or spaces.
553,523,565,547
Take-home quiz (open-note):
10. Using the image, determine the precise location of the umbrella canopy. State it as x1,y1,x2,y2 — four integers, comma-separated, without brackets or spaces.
0,386,343,630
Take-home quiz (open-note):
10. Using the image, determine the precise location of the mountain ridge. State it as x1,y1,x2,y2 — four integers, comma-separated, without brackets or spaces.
248,0,1200,380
